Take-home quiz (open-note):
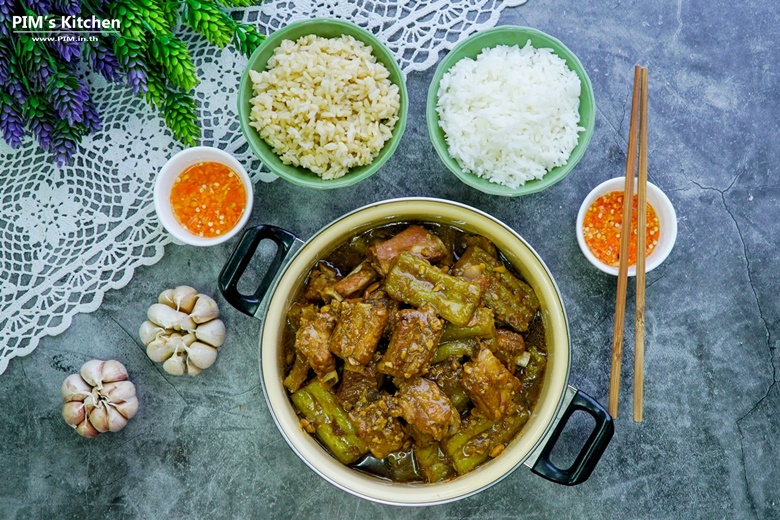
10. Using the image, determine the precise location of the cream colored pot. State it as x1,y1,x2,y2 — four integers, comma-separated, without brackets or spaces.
220,198,613,506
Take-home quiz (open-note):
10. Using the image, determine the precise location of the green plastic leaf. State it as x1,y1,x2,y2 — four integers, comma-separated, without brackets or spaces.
114,36,146,64
148,34,198,91
157,0,182,28
162,88,200,146
131,0,169,34
109,1,146,40
215,0,257,7
185,0,236,48
233,23,266,58
144,70,166,108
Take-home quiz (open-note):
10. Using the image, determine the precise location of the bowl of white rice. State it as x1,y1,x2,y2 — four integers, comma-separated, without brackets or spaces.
238,19,408,189
427,26,595,196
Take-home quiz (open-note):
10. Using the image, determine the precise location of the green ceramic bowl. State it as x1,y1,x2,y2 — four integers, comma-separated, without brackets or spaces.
426,26,596,197
238,19,408,190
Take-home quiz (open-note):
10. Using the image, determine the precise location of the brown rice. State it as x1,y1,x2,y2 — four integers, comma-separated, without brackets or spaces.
248,34,401,180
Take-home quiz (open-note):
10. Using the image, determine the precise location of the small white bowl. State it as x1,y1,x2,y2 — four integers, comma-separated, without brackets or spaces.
154,146,254,246
576,177,677,276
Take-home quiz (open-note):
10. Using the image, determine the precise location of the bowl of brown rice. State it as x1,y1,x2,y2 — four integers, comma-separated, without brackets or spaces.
238,18,408,189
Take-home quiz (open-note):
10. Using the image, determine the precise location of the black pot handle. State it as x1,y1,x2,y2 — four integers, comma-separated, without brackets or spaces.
530,389,614,486
218,225,299,318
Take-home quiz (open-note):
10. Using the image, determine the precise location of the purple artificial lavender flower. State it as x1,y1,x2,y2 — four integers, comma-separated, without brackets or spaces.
0,39,10,85
31,115,55,150
50,123,79,167
49,36,81,63
52,0,79,16
87,39,122,83
82,99,100,134
47,73,87,125
34,61,55,90
20,36,56,90
0,0,13,37
26,96,56,151
0,0,13,20
0,93,25,148
27,0,51,15
7,80,27,105
46,16,81,62
126,62,147,96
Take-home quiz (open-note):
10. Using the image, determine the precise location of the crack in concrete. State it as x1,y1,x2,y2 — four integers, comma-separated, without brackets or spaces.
105,433,144,455
644,272,666,291
673,0,684,42
690,173,739,194
615,83,631,146
595,102,623,146
693,177,774,519
106,314,146,352
228,383,261,398
147,360,188,405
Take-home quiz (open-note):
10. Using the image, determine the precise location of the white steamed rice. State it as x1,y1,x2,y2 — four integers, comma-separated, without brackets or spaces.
436,41,584,189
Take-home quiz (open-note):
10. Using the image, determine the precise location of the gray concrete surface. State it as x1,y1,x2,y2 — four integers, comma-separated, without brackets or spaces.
2,1,778,518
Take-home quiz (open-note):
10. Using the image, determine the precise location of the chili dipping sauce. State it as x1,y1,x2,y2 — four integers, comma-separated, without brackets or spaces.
582,191,660,267
170,161,247,238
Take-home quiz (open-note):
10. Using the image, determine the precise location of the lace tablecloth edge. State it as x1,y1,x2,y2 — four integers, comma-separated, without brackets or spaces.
0,240,171,375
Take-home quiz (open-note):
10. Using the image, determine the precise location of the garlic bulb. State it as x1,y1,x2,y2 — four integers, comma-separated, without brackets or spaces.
139,286,226,376
61,359,139,438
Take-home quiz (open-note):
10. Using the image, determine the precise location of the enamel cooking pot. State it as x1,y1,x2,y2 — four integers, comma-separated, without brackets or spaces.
219,198,613,506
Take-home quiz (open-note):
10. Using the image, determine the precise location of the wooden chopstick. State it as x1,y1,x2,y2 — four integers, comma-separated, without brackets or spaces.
608,65,642,418
633,67,649,423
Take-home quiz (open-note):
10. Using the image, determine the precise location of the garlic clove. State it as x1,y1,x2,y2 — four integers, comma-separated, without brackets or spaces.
158,288,176,308
190,294,219,324
181,333,197,346
173,285,199,314
62,401,86,426
186,357,202,376
83,389,99,415
114,396,139,420
88,403,110,433
147,338,176,363
166,333,193,356
163,353,186,376
139,320,165,346
175,315,197,333
75,418,100,438
148,303,190,330
80,360,105,388
106,405,128,432
61,374,92,402
194,319,226,348
101,360,128,383
186,342,218,370
102,380,137,403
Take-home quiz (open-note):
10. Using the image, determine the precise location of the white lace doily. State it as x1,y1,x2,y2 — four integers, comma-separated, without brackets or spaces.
0,0,527,374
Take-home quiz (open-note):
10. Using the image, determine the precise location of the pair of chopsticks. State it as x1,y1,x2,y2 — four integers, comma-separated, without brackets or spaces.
608,65,649,422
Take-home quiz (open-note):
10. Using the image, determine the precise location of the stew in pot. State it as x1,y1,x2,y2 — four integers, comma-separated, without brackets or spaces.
282,222,547,482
